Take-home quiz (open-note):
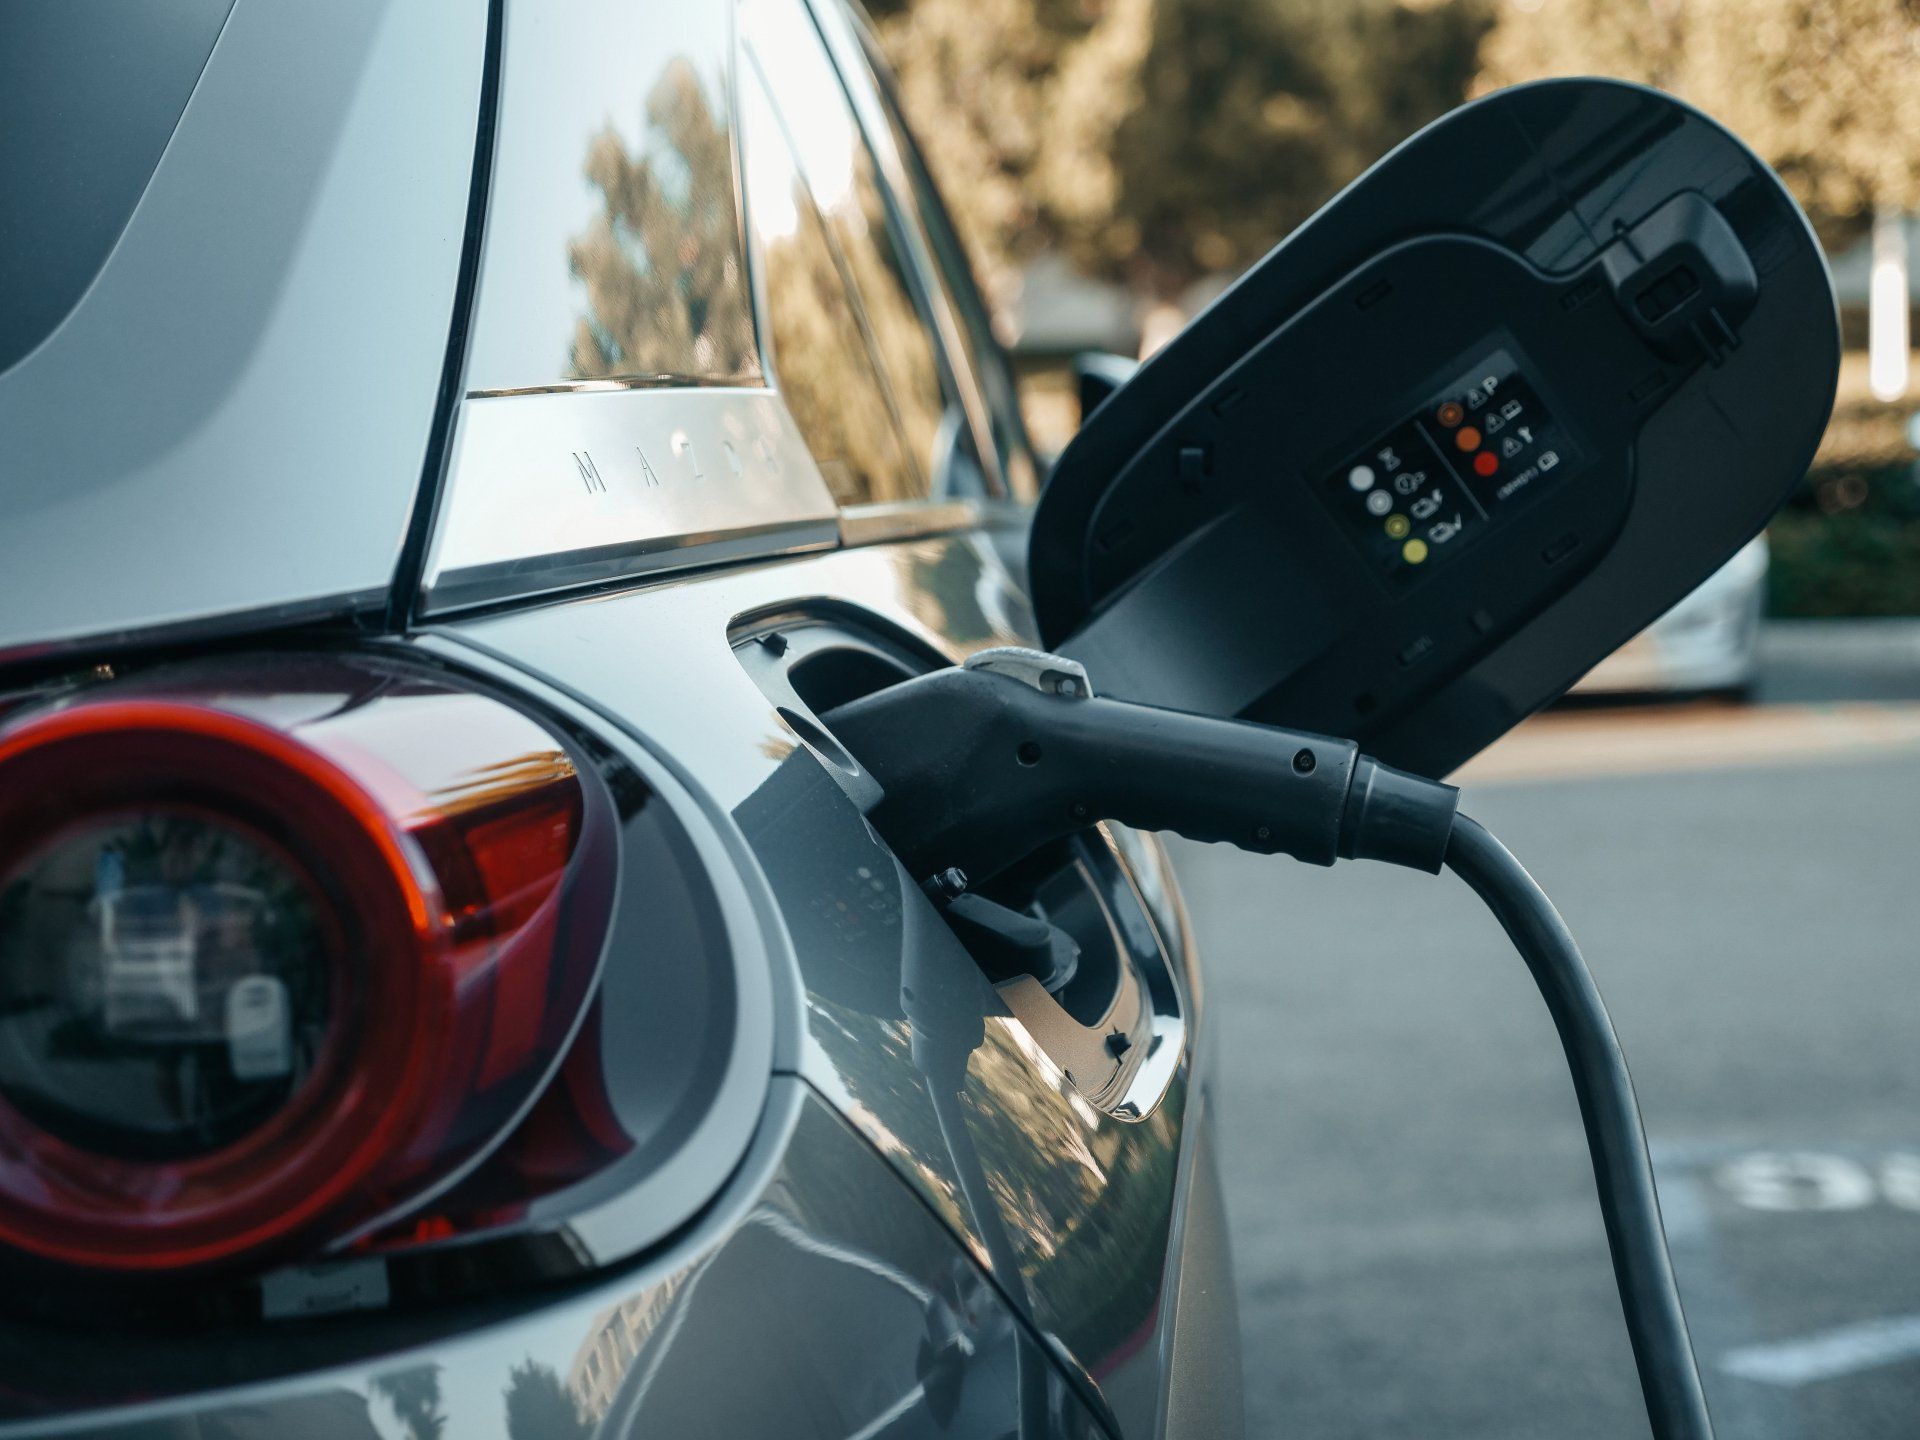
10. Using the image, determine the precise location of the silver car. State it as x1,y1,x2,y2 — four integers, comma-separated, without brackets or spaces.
0,3,1232,1437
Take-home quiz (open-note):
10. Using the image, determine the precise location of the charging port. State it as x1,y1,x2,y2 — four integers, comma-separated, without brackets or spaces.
731,615,1187,1119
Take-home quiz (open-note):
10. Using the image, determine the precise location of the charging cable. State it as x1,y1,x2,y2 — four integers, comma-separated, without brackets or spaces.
1445,816,1713,1440
828,647,1715,1440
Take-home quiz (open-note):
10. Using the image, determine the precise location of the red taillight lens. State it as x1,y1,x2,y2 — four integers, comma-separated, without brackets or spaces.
0,657,614,1272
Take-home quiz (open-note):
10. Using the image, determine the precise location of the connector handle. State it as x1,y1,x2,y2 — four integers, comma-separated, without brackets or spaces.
829,666,1441,883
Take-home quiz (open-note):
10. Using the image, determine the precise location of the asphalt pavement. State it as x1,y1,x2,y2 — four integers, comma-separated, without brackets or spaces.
1167,621,1920,1438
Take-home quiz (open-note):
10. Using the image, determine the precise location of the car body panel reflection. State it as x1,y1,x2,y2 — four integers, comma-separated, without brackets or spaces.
6,1088,1099,1440
442,535,1198,1436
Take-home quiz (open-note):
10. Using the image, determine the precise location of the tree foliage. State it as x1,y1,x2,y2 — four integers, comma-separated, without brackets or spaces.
871,0,1493,305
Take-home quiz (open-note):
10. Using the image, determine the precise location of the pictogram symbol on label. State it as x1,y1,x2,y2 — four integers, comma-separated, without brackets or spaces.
1410,490,1443,521
1501,435,1524,458
1500,398,1523,421
1394,469,1425,495
1428,516,1463,545
1484,411,1506,435
1377,446,1402,472
1538,449,1560,471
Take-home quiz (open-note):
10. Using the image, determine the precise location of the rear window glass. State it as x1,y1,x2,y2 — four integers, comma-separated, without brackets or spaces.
463,2,760,393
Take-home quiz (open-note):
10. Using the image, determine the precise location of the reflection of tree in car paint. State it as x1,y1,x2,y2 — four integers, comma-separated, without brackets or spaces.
567,59,760,386
371,1366,447,1440
505,1359,592,1440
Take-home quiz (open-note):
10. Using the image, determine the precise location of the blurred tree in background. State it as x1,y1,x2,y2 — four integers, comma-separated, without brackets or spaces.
872,0,1920,318
868,0,1493,324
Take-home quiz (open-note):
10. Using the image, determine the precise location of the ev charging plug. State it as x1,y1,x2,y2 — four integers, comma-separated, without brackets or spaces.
827,647,1460,885
829,646,1717,1440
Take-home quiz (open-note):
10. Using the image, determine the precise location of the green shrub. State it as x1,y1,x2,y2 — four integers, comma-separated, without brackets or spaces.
1767,353,1920,617
1769,507,1920,616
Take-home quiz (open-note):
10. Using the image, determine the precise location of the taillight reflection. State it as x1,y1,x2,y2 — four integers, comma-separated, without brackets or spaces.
0,809,339,1162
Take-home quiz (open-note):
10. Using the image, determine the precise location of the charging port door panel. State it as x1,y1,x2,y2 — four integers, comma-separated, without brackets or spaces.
1031,79,1839,777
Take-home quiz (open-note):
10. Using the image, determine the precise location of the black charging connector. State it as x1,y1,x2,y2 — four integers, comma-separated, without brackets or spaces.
828,648,1459,884
830,647,1715,1440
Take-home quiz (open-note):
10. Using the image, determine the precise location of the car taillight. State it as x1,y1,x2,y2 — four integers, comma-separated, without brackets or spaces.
0,655,615,1273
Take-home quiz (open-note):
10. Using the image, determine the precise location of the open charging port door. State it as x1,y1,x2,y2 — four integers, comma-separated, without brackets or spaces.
1029,78,1839,775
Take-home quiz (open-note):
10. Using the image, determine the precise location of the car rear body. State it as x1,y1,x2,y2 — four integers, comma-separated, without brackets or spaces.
0,3,1239,1437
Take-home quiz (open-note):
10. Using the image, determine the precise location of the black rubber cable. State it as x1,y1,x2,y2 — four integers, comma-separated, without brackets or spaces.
827,659,1717,1433
1445,814,1715,1440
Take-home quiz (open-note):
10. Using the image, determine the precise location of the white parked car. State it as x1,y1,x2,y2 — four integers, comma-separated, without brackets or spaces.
1576,537,1769,697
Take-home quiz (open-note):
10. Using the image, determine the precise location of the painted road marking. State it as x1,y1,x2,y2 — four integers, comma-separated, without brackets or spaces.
1456,701,1920,785
1714,1150,1920,1213
1650,1168,1801,1440
1722,1313,1920,1386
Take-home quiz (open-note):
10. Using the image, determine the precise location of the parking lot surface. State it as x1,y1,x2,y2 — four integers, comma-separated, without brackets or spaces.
1169,627,1920,1437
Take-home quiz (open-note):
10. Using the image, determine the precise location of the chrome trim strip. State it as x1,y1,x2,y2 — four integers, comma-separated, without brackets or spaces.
836,499,979,547
422,518,839,615
420,387,841,615
464,373,765,399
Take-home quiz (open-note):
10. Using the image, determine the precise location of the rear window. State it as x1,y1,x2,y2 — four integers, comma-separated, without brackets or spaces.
463,2,760,394
0,0,233,376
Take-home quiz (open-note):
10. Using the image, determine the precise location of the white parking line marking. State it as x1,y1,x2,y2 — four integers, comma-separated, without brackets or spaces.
1722,1313,1920,1386
1711,1150,1920,1214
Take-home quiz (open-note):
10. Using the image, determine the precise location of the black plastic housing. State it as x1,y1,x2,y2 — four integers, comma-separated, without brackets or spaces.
827,666,1459,884
1031,79,1839,777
